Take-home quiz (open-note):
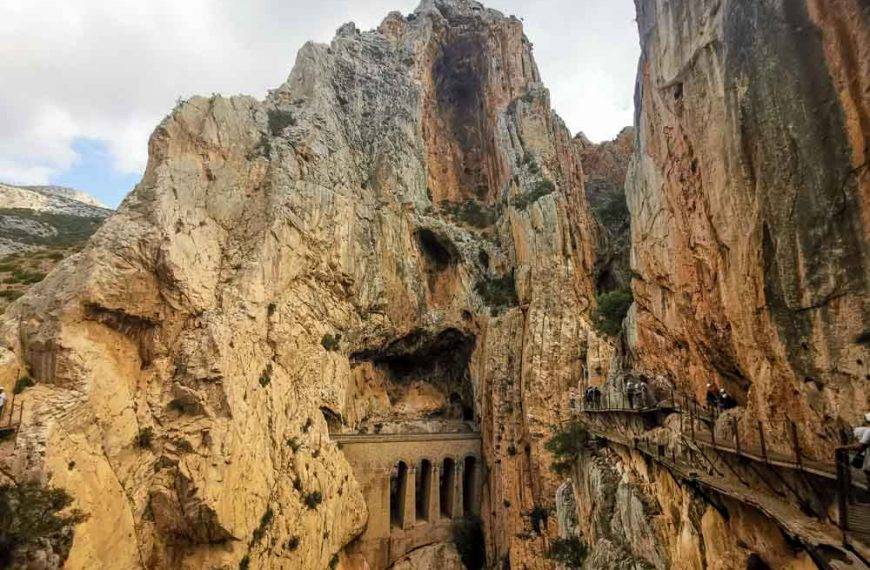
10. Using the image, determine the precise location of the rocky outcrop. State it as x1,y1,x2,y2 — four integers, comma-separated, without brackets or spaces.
576,128,635,293
627,0,868,452
561,1,868,569
0,1,606,568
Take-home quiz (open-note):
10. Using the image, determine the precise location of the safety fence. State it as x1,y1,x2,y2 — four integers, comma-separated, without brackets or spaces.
0,396,23,436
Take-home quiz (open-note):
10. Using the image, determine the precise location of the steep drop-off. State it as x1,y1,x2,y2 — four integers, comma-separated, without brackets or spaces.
560,0,869,569
0,1,609,568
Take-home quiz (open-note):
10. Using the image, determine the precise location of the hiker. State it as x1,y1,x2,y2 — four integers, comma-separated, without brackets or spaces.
718,388,736,411
850,413,870,488
705,383,719,412
589,386,601,409
626,380,636,409
636,381,649,409
0,388,6,421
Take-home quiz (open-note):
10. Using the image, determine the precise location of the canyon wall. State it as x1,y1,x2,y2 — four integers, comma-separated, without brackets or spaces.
0,1,609,568
561,0,869,569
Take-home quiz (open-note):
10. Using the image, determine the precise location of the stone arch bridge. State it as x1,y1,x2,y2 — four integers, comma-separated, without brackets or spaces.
332,429,482,568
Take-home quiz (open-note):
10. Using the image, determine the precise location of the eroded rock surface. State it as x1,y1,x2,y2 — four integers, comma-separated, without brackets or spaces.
0,1,605,568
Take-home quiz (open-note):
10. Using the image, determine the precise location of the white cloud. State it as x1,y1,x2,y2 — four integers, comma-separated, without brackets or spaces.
0,0,638,188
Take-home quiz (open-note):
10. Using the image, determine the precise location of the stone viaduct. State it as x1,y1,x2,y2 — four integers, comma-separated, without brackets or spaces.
332,428,483,568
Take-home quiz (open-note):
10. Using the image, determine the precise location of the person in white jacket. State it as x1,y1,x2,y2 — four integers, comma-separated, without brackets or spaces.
0,388,6,421
851,413,870,487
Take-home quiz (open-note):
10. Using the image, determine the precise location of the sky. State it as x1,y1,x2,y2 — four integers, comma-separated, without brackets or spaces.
0,0,639,208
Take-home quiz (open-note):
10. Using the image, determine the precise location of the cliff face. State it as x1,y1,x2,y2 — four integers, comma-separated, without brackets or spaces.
627,0,868,449
560,0,869,568
576,128,635,293
0,1,606,568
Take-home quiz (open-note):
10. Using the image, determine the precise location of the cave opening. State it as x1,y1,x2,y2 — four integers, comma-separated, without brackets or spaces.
416,228,458,270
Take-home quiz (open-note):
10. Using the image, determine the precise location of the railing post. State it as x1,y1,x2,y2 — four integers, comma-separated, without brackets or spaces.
790,421,802,470
835,448,850,534
733,418,740,455
689,403,695,440
758,421,767,462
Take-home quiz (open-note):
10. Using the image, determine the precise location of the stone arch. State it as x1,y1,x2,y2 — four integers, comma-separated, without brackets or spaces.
440,457,456,518
462,455,479,516
416,458,433,521
390,460,409,528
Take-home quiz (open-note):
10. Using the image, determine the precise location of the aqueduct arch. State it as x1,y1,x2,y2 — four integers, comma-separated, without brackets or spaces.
332,428,482,568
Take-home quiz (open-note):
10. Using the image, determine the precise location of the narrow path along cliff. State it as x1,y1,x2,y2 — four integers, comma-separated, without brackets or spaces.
0,0,867,569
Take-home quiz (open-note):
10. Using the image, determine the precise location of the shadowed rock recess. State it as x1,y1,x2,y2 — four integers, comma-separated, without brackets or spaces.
0,0,867,569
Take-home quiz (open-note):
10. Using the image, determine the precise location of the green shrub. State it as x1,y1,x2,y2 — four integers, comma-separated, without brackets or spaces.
259,363,273,388
287,437,301,452
304,491,322,509
512,179,555,210
0,290,23,301
592,189,630,228
13,376,34,394
453,516,485,570
592,288,633,336
321,333,341,351
440,200,498,229
239,555,250,570
251,506,273,543
329,554,340,569
546,537,588,568
286,535,300,551
135,427,154,448
475,273,518,311
0,482,88,567
545,420,588,475
267,108,296,135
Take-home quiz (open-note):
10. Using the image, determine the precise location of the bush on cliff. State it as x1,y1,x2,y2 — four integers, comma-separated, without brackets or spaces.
545,420,588,476
546,536,588,568
0,482,87,567
592,287,633,337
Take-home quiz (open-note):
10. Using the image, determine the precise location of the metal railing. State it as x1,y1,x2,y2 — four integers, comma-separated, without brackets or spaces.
0,396,23,435
836,447,870,544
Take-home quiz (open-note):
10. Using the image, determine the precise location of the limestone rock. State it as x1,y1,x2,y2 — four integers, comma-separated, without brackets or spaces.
0,1,601,567
389,542,465,570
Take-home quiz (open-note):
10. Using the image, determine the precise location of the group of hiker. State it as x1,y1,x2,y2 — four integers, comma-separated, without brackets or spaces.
579,378,652,410
704,383,737,413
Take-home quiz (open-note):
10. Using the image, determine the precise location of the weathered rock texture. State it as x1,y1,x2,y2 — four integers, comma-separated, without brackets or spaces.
577,128,635,293
0,1,607,568
562,0,869,569
627,0,868,455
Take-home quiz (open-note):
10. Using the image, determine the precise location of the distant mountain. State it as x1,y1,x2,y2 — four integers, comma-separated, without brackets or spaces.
0,182,113,310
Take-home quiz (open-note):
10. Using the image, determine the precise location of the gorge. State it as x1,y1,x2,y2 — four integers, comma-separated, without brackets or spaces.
0,0,867,569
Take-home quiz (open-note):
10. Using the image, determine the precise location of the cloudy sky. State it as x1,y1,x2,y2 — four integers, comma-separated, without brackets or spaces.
1,0,639,207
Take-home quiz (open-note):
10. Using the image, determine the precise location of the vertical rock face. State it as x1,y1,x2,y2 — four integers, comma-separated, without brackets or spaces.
560,1,868,569
0,1,605,568
628,0,868,455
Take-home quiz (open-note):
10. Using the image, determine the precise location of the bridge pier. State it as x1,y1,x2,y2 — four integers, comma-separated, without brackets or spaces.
402,466,416,529
453,461,465,518
428,464,441,521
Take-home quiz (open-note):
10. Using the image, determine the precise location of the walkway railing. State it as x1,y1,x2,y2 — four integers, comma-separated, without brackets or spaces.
0,397,23,436
572,395,870,549
836,448,870,545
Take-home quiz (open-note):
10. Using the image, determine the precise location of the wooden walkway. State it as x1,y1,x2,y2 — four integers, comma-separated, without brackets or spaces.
583,425,870,568
0,400,22,438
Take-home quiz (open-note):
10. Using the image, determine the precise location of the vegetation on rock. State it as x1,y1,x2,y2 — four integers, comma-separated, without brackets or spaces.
592,288,633,337
453,516,485,570
545,420,588,476
546,536,588,568
0,482,87,568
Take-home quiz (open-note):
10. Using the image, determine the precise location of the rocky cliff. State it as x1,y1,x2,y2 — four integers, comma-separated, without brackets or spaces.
0,183,111,312
0,1,608,568
560,0,869,568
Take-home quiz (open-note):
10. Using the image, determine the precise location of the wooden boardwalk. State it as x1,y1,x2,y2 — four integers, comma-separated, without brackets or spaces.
0,400,22,438
583,424,870,568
